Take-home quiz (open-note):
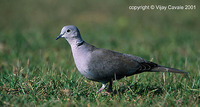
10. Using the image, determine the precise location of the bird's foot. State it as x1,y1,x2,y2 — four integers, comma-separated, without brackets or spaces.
96,83,106,94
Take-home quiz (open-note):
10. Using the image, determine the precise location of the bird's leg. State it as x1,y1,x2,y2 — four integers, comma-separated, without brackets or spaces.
96,83,106,93
107,79,113,92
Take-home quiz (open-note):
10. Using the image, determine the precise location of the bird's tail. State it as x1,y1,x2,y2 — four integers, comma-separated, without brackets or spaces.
151,66,188,74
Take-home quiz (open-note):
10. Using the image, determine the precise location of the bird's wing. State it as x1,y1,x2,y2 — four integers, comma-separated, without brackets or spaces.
87,48,146,81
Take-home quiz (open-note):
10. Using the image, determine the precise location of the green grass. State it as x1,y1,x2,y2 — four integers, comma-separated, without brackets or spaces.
0,0,200,106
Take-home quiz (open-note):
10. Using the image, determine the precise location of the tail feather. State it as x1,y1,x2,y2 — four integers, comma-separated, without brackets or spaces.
151,66,188,74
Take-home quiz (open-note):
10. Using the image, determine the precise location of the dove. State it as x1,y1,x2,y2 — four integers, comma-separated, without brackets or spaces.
56,25,188,92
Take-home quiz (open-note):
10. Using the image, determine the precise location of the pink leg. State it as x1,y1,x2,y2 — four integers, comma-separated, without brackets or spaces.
96,83,106,93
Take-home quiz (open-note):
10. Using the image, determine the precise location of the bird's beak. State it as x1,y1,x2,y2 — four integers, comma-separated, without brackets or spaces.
56,33,64,40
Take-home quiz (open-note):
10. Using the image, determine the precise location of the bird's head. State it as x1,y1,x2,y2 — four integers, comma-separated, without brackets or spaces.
56,25,81,40
56,25,84,46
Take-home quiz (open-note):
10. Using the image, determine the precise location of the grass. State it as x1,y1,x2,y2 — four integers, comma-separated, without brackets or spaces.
0,0,200,106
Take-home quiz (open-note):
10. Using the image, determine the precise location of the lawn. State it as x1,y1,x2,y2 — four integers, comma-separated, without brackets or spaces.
0,0,199,106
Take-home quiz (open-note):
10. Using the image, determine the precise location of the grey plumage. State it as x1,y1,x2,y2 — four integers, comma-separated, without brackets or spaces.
56,25,188,92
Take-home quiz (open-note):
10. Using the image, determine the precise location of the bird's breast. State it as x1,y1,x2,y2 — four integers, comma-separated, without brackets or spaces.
72,48,97,80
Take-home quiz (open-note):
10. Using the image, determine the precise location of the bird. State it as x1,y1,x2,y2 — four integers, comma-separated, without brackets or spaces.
56,25,188,92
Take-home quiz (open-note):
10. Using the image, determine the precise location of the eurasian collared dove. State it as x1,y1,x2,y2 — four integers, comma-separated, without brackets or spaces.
56,25,188,92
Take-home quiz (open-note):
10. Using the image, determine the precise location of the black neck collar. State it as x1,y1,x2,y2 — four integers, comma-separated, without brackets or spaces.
77,41,84,46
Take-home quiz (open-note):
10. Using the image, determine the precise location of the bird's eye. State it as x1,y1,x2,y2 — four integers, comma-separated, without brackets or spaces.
67,29,71,33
